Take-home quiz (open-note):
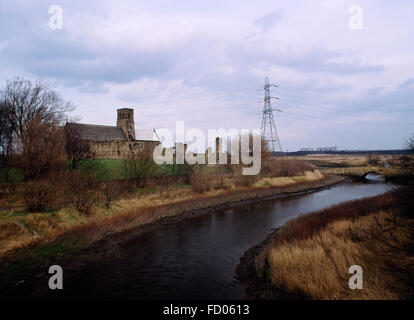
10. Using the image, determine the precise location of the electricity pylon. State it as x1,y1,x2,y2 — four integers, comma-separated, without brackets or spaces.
260,77,283,154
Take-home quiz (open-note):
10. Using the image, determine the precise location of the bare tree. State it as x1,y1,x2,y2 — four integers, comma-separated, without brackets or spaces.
19,115,66,180
0,77,73,180
0,101,14,182
405,135,414,153
124,148,158,188
64,122,92,170
402,135,414,171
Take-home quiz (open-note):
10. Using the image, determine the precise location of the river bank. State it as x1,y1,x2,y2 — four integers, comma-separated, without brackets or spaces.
0,173,345,298
236,187,414,300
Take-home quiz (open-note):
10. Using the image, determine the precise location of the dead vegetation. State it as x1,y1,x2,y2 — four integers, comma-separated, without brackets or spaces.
262,158,314,177
0,171,335,256
251,188,414,300
189,165,213,193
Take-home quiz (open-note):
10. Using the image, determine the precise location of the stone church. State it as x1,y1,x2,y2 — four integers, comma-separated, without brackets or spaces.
67,108,159,159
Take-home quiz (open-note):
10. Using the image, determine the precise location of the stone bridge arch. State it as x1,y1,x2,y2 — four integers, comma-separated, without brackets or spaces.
362,171,380,179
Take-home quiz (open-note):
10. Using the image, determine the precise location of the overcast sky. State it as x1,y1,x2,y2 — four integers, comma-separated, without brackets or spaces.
1,0,413,151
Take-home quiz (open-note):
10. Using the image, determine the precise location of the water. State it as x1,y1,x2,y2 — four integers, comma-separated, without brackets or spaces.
40,181,391,300
365,173,386,181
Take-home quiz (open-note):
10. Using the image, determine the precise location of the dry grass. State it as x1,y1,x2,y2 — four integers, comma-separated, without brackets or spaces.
301,154,370,166
0,171,334,257
262,158,314,177
256,170,324,187
254,191,414,300
265,215,399,299
296,154,412,176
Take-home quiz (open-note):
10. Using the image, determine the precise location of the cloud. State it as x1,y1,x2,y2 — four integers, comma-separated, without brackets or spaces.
0,0,413,150
254,12,281,31
367,86,385,96
398,78,414,89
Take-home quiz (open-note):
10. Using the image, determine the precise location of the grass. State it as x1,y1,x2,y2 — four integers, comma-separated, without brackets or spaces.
0,160,193,184
96,159,192,179
256,170,324,187
252,190,414,300
0,171,344,299
265,215,400,299
0,170,328,256
297,154,413,176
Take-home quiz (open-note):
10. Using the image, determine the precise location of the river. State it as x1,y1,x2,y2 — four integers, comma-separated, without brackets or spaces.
38,180,392,300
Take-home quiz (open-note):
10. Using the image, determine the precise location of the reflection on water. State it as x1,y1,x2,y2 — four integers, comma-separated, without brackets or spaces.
38,181,392,300
365,173,386,181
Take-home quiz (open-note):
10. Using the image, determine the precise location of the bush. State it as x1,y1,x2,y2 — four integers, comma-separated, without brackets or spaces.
22,177,65,212
124,151,158,188
232,165,258,187
234,173,258,187
262,158,314,177
67,171,99,215
0,222,26,240
102,179,122,209
190,166,211,193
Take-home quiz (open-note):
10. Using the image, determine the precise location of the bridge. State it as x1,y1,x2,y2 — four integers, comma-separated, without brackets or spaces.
320,167,389,180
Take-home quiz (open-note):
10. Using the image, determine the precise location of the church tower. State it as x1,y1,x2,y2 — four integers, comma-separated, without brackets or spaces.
117,108,135,141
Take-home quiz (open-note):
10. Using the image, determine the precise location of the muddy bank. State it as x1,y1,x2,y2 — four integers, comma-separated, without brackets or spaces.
236,227,293,300
0,175,345,299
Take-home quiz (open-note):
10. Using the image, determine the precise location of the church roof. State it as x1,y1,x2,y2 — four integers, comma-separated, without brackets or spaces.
136,129,157,141
70,123,127,142
66,123,158,142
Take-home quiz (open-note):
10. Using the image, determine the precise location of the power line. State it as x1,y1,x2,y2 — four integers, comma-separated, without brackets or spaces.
74,86,261,116
277,87,374,113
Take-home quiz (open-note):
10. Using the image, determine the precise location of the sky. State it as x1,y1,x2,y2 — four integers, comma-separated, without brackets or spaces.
0,0,413,151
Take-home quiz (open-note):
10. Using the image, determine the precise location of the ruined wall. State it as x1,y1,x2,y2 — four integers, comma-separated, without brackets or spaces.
89,139,159,160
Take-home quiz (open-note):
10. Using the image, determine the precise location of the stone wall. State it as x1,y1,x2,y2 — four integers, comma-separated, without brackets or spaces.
89,139,159,160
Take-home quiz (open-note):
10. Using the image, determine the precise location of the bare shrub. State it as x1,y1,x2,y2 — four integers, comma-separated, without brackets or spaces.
226,134,271,176
208,166,226,190
262,158,314,177
102,179,122,209
124,149,158,188
233,165,258,187
190,165,211,193
22,175,66,212
0,222,26,240
404,134,414,153
67,171,99,215
398,155,413,169
64,122,92,170
234,174,258,187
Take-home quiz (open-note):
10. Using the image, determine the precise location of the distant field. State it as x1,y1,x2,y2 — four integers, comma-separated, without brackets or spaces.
0,159,192,184
66,159,192,180
294,153,412,176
